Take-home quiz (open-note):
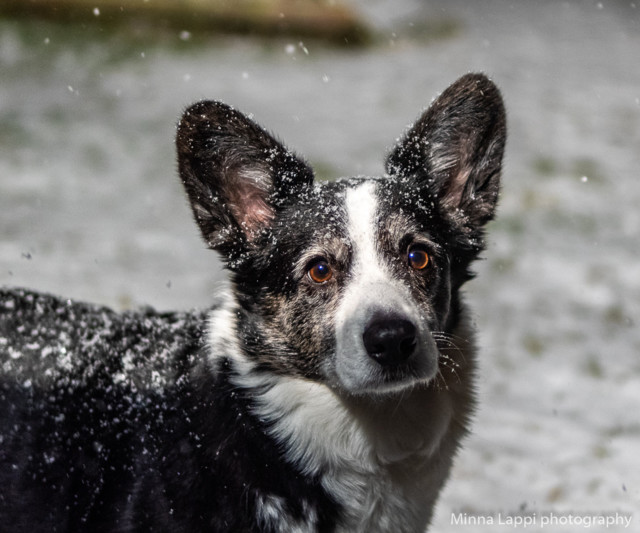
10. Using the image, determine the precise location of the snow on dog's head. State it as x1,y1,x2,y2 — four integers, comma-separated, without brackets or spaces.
176,73,506,396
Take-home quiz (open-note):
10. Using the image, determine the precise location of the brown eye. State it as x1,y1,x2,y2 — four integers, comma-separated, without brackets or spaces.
308,260,333,284
408,246,429,270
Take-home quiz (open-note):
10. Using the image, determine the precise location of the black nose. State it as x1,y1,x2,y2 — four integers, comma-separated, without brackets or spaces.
362,316,417,366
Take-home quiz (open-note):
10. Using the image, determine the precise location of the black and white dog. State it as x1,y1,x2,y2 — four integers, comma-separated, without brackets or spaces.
0,73,506,532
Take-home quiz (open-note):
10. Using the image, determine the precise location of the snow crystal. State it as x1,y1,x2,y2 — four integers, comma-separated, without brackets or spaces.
8,346,22,360
43,453,56,465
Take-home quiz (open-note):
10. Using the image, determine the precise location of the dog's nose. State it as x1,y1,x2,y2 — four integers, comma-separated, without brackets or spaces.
363,316,417,366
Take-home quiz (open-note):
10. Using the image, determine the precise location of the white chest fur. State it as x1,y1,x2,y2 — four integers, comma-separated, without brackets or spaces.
243,373,455,532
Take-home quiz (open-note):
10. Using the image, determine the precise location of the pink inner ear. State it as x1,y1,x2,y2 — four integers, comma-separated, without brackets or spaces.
442,166,472,210
228,169,275,241
238,192,274,238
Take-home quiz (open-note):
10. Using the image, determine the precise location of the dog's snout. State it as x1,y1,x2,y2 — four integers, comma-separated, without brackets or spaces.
363,315,417,366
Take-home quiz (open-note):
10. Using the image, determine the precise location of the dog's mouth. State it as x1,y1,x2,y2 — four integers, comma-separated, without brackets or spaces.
342,354,439,396
360,360,438,395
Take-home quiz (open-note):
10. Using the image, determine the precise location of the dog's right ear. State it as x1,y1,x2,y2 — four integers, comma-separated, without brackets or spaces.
176,101,314,257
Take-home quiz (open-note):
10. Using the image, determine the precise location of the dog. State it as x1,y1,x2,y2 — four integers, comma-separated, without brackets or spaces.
0,73,506,532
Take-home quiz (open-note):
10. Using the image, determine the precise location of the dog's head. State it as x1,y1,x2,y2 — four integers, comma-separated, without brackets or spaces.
177,73,505,396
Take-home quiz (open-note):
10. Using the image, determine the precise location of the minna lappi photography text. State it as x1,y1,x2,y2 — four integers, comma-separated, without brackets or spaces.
450,510,634,529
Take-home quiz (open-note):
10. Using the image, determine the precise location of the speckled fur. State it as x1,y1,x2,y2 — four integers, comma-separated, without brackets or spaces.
1,73,506,532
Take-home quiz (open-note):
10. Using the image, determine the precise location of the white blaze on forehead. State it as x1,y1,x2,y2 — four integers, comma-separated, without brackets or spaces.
344,181,386,278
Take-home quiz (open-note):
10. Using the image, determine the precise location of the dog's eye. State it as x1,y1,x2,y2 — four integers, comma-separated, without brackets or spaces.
407,246,429,270
308,261,333,284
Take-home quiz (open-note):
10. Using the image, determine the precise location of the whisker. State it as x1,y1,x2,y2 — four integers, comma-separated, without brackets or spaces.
431,331,468,364
431,333,464,385
434,368,449,391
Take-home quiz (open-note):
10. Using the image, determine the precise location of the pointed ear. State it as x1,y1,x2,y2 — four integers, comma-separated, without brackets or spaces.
386,73,506,229
176,101,314,255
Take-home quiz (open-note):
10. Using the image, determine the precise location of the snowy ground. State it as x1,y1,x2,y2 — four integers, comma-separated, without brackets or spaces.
1,0,639,530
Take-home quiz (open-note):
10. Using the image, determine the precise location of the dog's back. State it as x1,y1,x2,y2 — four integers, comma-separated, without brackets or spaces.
0,288,209,531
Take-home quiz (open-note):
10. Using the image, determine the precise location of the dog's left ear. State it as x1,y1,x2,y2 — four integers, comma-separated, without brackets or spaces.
176,101,314,257
386,73,506,230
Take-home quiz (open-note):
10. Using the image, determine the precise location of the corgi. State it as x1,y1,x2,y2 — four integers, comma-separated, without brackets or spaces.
0,73,506,532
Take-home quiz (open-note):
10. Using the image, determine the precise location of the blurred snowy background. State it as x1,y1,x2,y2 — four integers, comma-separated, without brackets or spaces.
1,0,638,530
